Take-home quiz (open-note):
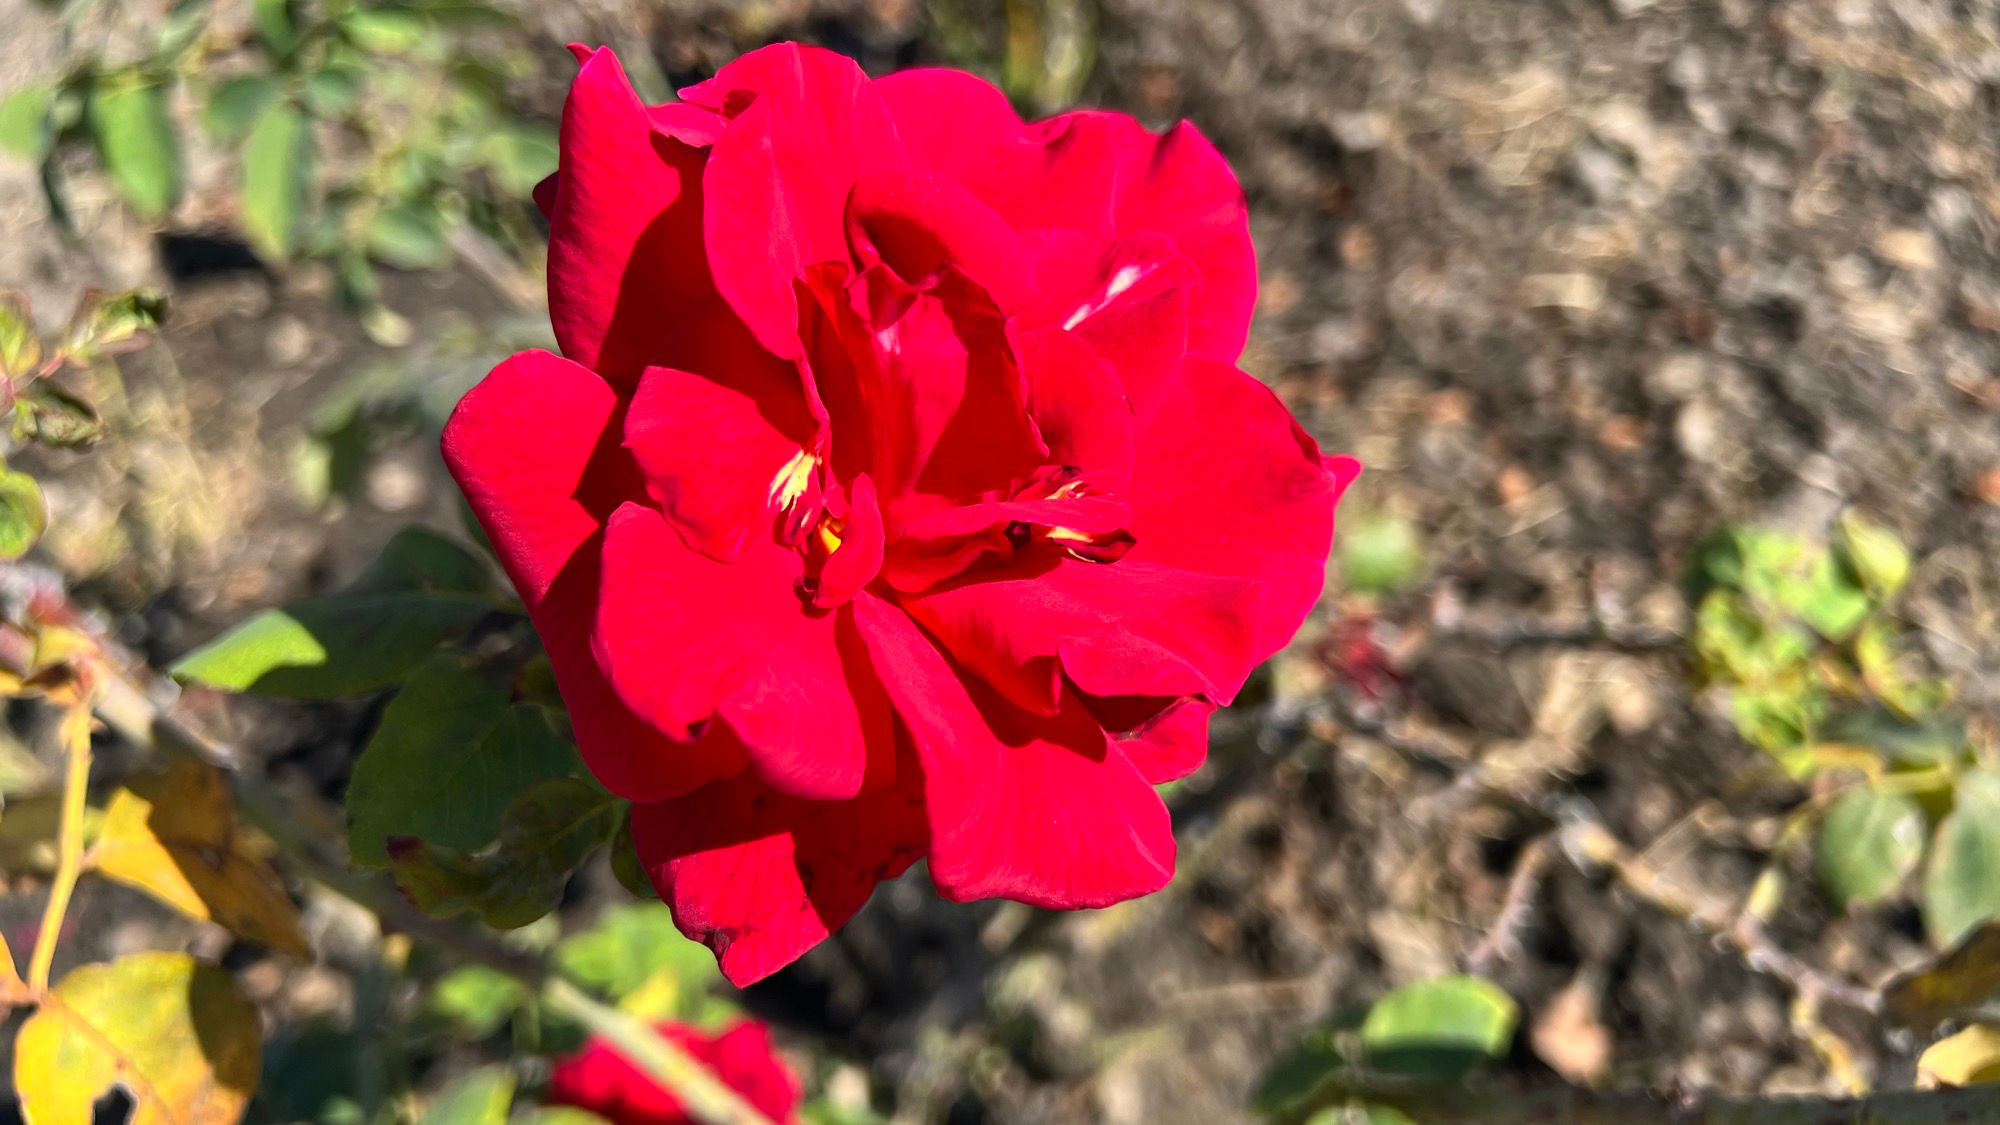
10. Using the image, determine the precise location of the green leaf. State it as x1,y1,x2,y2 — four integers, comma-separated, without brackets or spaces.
1358,975,1518,1080
530,1111,611,1125
0,469,47,561
387,776,617,928
347,667,580,866
418,1067,514,1125
1856,619,1951,718
89,80,181,219
1253,1029,1344,1116
1823,707,1969,769
1728,683,1821,758
203,76,277,141
254,0,301,55
154,0,212,58
557,903,720,1008
1816,786,1925,909
169,591,488,697
300,66,364,117
343,7,430,53
1838,510,1911,601
1340,512,1423,595
0,84,53,160
350,526,492,596
483,122,557,195
242,102,311,259
256,1021,372,1125
0,290,39,377
429,965,528,1038
367,204,452,270
608,806,652,900
1926,770,2000,947
1782,554,1871,641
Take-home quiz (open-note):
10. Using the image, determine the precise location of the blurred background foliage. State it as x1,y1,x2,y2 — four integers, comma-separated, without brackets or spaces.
0,0,555,343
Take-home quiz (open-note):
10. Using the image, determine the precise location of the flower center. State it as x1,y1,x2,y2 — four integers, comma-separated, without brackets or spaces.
1007,468,1136,564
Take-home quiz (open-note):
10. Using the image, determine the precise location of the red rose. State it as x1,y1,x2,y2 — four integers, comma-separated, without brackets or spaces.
545,1019,802,1125
443,43,1357,985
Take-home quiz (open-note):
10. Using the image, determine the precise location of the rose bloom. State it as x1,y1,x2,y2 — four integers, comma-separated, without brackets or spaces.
545,1019,801,1125
444,42,1356,985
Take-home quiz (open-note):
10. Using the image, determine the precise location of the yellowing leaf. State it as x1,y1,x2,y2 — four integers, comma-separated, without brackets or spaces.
1919,1023,2000,1089
1885,919,2000,1029
94,757,308,957
15,951,261,1125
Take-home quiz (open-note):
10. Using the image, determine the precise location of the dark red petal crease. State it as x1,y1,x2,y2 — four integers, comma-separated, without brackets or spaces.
1094,695,1215,784
846,169,1033,311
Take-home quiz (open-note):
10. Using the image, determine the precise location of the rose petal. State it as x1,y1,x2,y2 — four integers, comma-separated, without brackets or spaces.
901,556,1263,715
878,72,1253,360
594,502,806,740
719,605,888,801
633,760,927,986
801,266,1043,505
1089,694,1213,784
814,473,884,608
846,169,1032,312
891,491,1131,545
1128,357,1353,659
550,1019,802,1125
624,362,814,561
1075,113,1256,362
693,44,909,359
1009,325,1134,475
874,69,1116,233
852,593,1174,908
442,351,744,800
546,49,713,382
1022,231,1198,420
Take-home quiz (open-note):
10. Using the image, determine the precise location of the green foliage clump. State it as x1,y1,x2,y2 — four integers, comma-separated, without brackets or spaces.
1689,515,2000,946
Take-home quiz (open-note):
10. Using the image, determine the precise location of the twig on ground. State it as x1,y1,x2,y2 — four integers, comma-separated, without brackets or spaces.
1465,834,1554,976
1556,810,1881,1017
1437,618,1684,654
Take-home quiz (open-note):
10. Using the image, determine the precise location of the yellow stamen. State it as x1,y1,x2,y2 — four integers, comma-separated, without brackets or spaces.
768,448,818,512
814,518,844,556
